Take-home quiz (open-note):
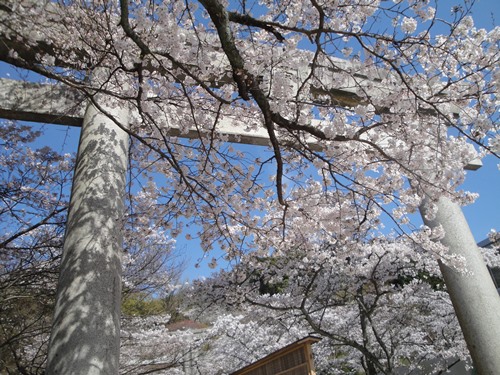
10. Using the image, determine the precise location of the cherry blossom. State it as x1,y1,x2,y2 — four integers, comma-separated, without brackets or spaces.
1,0,498,372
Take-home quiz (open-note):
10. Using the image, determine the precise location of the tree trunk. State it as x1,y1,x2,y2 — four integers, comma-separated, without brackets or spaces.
46,97,130,374
419,196,500,375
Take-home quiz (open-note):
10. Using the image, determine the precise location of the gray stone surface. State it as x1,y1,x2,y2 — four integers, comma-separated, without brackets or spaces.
45,99,130,375
420,197,500,375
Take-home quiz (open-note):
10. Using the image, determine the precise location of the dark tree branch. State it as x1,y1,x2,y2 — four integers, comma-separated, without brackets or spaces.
228,12,285,42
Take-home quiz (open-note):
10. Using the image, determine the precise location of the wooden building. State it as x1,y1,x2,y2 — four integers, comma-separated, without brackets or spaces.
230,336,321,375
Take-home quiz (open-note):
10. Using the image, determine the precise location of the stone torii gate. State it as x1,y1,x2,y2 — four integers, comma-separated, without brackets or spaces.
1,9,500,375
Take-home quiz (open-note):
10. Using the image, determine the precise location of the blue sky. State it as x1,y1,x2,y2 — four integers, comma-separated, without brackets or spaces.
461,156,499,242
1,0,498,281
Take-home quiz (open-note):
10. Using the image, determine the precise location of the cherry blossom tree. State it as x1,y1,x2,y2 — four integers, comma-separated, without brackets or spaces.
0,121,72,373
124,232,500,375
119,304,297,375
120,315,186,375
192,237,500,374
1,0,499,373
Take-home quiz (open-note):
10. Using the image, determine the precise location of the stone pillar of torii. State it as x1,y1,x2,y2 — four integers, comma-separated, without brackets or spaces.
1,34,499,375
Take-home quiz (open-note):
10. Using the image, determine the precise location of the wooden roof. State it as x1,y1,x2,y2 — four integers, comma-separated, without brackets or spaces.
230,336,321,375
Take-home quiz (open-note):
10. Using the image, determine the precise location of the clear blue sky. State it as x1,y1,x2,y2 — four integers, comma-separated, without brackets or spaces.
1,0,498,282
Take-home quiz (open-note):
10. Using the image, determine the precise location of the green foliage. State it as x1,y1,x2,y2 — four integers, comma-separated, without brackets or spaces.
122,291,189,323
122,293,167,317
